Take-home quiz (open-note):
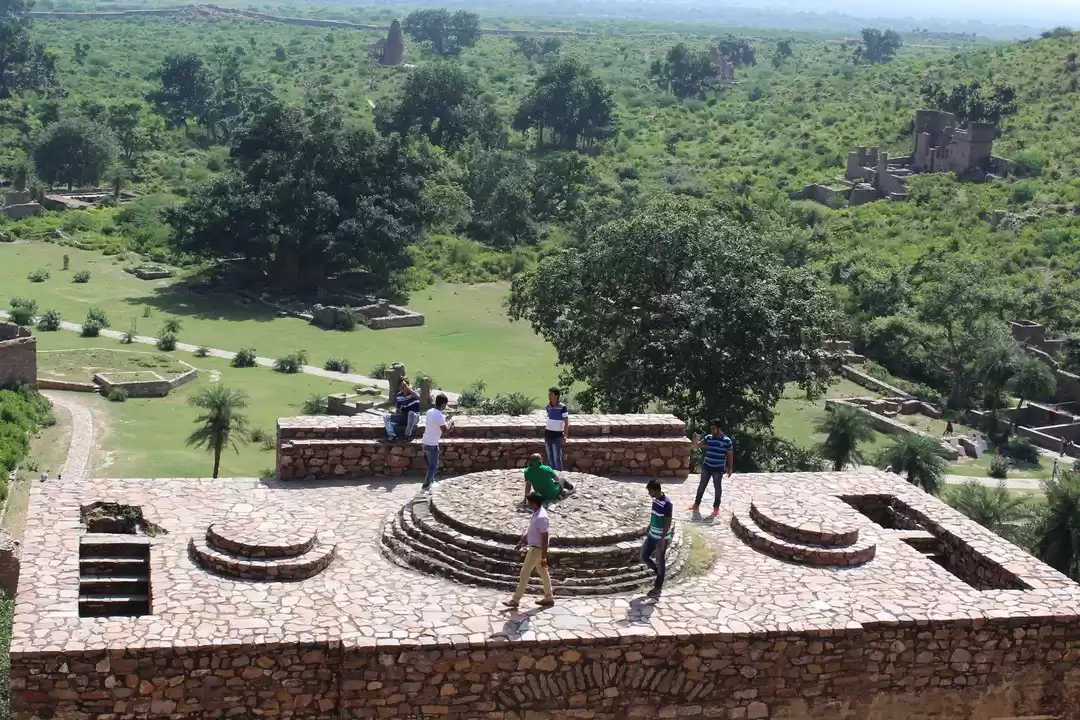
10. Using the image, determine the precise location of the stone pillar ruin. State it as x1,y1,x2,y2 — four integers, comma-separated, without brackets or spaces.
13,167,26,192
63,254,70,271
382,19,405,66
419,377,433,410
388,363,406,401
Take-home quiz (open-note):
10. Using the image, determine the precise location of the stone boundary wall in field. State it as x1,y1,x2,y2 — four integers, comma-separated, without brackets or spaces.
11,620,1080,719
93,366,198,398
36,379,97,392
840,364,914,399
825,399,960,460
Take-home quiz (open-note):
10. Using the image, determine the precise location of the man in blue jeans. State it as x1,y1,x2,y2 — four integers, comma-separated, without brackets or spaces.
689,420,734,515
422,394,453,490
384,379,421,441
641,480,673,599
544,387,569,471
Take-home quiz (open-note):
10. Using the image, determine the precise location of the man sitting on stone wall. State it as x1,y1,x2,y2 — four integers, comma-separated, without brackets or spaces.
522,453,574,506
384,379,421,441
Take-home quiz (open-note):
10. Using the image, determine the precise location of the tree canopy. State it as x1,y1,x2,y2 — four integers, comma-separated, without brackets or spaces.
507,197,836,430
855,28,902,64
32,117,118,189
513,57,617,150
921,79,1018,125
650,43,722,99
401,9,480,57
376,63,502,151
165,105,437,291
713,36,756,68
0,0,58,99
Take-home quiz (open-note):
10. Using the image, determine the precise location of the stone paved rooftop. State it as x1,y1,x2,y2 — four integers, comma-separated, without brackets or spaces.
13,469,1080,657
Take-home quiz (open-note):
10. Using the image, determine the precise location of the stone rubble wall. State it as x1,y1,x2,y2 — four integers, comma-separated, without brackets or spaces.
825,400,960,460
0,323,37,388
0,527,20,598
11,623,1080,719
36,379,98,392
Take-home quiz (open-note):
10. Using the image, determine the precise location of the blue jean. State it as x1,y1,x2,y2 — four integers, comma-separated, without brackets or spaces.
695,466,725,509
545,433,565,471
641,535,667,590
384,411,419,438
422,444,440,488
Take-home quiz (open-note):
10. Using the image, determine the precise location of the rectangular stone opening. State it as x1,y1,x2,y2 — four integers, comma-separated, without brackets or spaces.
899,535,1030,591
839,495,926,531
78,536,152,617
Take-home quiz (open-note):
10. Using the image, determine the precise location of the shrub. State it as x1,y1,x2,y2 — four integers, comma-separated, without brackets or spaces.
106,387,127,402
161,318,182,334
194,346,210,358
156,332,177,351
72,270,91,283
274,350,308,374
232,347,258,368
988,455,1009,479
413,371,436,387
370,362,391,379
1007,436,1041,465
36,309,61,331
86,307,109,328
334,308,362,331
484,392,539,416
249,428,271,445
121,327,136,344
27,268,49,283
301,394,329,415
324,358,353,373
81,321,102,337
9,297,37,326
459,380,488,409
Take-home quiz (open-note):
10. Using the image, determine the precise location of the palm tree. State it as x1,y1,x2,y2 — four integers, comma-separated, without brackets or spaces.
976,341,1017,411
945,480,1033,546
815,404,876,471
1033,471,1080,581
1007,354,1057,411
880,434,946,495
186,386,250,478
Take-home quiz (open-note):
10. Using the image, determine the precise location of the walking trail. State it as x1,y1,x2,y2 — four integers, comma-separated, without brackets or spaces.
42,391,95,480
943,473,1043,493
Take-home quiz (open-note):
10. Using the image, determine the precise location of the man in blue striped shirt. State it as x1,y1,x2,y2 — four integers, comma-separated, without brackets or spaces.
641,480,673,599
690,420,734,515
384,379,421,441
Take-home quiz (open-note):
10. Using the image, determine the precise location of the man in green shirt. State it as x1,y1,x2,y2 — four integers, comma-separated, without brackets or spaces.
523,454,574,505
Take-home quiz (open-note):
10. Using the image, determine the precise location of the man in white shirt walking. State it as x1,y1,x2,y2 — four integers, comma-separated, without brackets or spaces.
421,394,453,490
504,492,555,608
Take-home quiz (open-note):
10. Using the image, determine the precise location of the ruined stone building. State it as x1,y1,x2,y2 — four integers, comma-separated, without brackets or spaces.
800,109,1010,207
370,19,404,66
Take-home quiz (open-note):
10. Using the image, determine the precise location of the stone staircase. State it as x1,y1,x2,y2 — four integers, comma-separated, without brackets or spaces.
730,496,876,567
79,535,151,617
381,497,685,596
189,521,336,582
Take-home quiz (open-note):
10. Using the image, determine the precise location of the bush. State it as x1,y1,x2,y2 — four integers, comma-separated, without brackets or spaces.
86,307,109,328
274,350,308,374
156,332,177,351
413,371,436,387
0,385,55,471
9,297,37,326
232,347,258,368
194,346,210,358
370,362,391,379
301,394,329,415
484,392,539,416
988,455,1010,479
458,380,487,409
72,270,90,283
81,321,102,337
1007,436,1041,465
121,327,135,344
324,358,353,373
106,387,127,402
249,428,274,450
36,309,61,331
27,268,49,283
161,318,182,335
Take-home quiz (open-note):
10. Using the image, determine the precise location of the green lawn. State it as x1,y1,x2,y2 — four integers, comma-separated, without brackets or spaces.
37,347,191,382
1,240,558,396
948,453,1054,481
772,378,893,459
33,331,368,478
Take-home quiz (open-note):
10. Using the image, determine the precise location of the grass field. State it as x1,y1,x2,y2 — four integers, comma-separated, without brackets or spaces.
33,331,365,478
948,453,1054,481
37,347,191,382
772,378,895,460
0,240,559,396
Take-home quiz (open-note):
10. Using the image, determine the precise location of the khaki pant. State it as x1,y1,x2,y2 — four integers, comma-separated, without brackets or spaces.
511,546,553,603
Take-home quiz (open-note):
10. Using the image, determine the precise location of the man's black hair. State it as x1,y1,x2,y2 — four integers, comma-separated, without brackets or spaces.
646,480,662,492
710,419,723,429
435,393,449,408
549,387,561,398
527,492,545,507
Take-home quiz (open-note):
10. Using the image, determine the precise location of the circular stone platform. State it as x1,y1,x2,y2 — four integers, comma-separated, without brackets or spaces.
190,510,336,582
381,470,689,596
732,494,875,567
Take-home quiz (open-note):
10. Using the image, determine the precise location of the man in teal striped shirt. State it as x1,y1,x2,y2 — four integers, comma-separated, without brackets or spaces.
690,420,734,514
641,480,673,599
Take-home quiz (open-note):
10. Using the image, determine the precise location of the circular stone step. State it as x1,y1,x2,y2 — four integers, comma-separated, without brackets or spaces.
189,536,336,582
731,507,875,567
207,520,317,559
382,471,695,595
748,496,859,548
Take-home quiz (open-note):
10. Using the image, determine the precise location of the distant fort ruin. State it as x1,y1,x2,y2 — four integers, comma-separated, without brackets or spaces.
799,109,1011,207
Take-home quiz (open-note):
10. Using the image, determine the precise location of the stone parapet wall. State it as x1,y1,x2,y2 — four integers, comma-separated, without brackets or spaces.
12,621,1080,719
36,378,97,392
0,323,36,389
840,364,914,399
279,437,690,479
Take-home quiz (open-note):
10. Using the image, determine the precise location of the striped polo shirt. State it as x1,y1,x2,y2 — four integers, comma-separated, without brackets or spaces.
648,495,674,540
396,392,420,414
546,402,569,433
703,434,733,469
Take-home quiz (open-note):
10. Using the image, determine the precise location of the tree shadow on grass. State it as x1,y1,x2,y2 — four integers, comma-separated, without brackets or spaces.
120,282,281,324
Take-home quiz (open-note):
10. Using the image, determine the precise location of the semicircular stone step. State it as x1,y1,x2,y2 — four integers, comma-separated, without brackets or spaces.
748,497,859,548
206,523,317,559
189,536,336,581
389,510,668,586
403,503,664,576
731,507,875,567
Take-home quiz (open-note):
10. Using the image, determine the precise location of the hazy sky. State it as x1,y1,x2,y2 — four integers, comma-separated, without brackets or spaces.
730,0,1080,25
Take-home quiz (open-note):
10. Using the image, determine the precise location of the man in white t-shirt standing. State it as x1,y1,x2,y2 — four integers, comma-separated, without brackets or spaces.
421,394,453,490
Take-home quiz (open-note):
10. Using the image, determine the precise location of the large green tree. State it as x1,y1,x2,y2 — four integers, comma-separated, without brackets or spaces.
921,80,1018,126
147,52,213,134
165,105,436,291
513,57,617,150
458,142,536,248
377,63,502,150
1008,353,1057,410
401,9,480,57
507,197,836,430
0,0,58,100
33,117,118,189
855,28,902,64
650,44,721,99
